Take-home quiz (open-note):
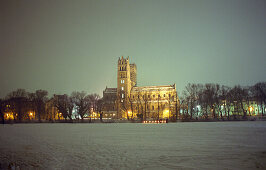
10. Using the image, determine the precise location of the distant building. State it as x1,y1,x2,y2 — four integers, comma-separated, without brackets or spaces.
102,56,179,120
2,97,35,121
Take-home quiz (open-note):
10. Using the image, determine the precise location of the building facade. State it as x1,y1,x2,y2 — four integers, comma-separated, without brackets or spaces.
102,56,179,120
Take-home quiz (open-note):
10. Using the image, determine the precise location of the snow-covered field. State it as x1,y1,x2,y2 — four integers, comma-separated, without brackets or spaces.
0,122,266,170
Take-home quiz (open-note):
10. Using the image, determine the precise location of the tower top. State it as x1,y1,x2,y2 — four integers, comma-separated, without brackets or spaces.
118,56,130,63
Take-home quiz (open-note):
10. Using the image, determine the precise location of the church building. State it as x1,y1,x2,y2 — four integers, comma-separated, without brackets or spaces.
102,56,179,120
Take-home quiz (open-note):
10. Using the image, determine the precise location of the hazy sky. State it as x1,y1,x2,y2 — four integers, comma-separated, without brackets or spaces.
1,0,266,98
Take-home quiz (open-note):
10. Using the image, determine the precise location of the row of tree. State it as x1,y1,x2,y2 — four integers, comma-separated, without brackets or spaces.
180,82,266,120
0,89,101,123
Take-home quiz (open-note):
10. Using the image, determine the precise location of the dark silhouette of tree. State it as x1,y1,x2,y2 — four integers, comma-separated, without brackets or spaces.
225,86,233,120
136,91,143,121
6,89,29,122
218,85,230,119
53,94,74,121
157,92,160,120
96,98,104,122
71,91,90,120
229,85,248,118
142,92,149,121
6,89,28,99
128,94,135,120
183,84,203,119
29,90,48,122
252,82,266,116
0,99,4,124
88,93,100,115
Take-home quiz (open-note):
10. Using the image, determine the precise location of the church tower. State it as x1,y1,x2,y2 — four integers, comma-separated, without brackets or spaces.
117,56,131,118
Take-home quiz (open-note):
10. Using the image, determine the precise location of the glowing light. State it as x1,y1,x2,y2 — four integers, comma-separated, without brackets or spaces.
249,106,253,112
5,113,14,120
163,109,169,118
29,112,33,116
127,111,132,117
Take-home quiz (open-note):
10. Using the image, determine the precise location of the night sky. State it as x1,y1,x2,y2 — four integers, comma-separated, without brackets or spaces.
1,0,266,98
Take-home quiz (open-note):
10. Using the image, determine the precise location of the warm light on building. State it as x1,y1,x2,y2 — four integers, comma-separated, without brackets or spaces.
163,109,169,118
5,113,14,120
128,111,132,117
92,112,99,118
249,106,253,113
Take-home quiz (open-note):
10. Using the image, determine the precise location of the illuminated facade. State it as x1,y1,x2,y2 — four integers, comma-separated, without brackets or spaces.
102,56,179,120
2,97,36,121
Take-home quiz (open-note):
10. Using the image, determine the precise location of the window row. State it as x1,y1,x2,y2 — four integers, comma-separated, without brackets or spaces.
132,93,173,99
119,66,127,71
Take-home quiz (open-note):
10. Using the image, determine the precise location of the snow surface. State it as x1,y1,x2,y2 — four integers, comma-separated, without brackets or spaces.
0,122,266,169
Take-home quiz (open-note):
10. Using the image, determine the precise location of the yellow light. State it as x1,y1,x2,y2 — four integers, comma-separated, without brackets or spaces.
163,109,169,118
29,112,33,116
249,106,253,112
127,111,132,117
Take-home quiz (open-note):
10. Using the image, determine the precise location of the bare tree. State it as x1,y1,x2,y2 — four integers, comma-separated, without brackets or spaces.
252,82,266,116
88,93,100,115
29,90,48,122
128,94,135,120
218,85,230,119
183,83,203,119
0,99,4,124
136,91,143,120
142,92,150,121
53,94,74,121
71,91,90,120
6,89,29,122
96,98,104,121
230,85,248,118
6,89,28,99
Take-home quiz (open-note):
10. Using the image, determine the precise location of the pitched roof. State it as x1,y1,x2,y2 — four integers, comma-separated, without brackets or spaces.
104,88,117,94
132,84,176,92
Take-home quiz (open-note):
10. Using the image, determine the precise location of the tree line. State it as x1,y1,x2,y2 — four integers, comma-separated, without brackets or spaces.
0,82,265,123
0,89,101,123
180,82,266,120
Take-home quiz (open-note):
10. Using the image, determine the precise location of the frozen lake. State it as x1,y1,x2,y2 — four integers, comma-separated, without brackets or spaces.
0,122,266,169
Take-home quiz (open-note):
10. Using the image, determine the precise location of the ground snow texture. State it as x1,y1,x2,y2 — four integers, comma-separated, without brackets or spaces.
0,122,266,169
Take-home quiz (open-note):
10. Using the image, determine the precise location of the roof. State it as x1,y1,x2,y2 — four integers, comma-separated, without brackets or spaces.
104,88,117,94
131,84,176,92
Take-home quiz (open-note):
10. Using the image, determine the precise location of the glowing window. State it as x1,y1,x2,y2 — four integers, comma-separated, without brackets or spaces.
122,94,124,98
121,87,124,91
